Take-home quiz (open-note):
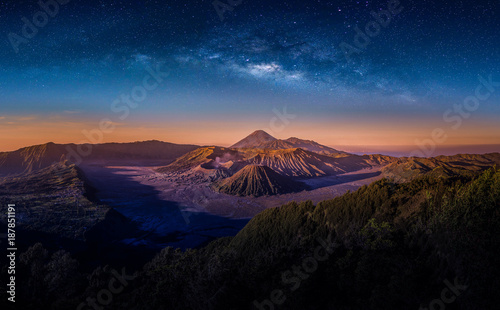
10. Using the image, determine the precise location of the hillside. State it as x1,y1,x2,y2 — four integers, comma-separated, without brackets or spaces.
243,148,375,177
0,140,198,176
214,165,305,196
382,152,500,182
0,142,67,175
156,146,244,173
0,161,107,240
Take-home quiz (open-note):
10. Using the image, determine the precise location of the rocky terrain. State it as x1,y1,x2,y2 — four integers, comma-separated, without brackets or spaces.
213,165,305,196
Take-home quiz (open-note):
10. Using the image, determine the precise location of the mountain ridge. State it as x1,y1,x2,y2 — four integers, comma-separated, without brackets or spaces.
0,141,199,176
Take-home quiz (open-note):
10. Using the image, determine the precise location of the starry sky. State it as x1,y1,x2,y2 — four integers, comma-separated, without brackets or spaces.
0,0,499,154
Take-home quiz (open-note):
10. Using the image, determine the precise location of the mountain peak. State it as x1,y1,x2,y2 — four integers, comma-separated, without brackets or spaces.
230,130,277,149
249,130,275,138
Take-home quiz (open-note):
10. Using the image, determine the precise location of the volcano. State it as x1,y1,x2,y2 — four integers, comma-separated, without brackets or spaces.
214,165,305,197
230,130,277,149
230,130,347,156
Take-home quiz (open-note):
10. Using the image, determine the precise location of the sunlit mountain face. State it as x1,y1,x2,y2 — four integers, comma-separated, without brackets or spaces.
0,0,499,155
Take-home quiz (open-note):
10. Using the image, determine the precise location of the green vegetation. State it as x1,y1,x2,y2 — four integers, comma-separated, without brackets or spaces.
130,168,500,309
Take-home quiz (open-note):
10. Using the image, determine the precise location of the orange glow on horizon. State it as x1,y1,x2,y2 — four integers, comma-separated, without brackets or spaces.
0,115,499,153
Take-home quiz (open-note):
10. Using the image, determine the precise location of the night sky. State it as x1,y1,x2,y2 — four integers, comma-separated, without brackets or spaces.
0,0,499,154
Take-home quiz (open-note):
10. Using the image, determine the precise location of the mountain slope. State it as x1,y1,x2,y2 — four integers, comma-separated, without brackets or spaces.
244,148,377,177
0,142,67,176
214,165,304,196
0,141,199,176
382,153,500,182
0,161,108,240
156,146,244,173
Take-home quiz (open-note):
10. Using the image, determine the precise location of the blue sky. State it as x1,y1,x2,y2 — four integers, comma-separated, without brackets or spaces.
0,0,499,152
